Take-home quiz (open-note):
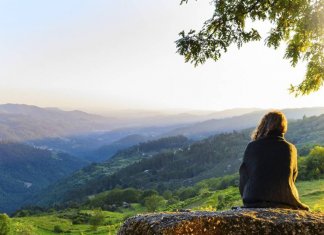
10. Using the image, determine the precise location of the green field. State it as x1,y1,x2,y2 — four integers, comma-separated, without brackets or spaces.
298,179,324,211
10,210,125,235
6,179,323,235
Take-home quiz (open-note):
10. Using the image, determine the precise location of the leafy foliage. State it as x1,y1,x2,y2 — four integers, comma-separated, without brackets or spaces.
177,0,324,95
298,146,324,180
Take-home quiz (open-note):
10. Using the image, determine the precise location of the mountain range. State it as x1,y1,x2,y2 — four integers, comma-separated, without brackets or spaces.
0,104,261,158
1,104,324,213
165,107,324,139
16,104,324,159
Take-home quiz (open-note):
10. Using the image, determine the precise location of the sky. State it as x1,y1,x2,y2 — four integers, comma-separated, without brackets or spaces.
0,0,324,114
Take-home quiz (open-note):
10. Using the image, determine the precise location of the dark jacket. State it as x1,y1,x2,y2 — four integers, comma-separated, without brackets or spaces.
239,131,309,210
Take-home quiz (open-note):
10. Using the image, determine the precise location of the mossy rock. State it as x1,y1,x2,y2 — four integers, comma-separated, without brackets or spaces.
118,208,324,235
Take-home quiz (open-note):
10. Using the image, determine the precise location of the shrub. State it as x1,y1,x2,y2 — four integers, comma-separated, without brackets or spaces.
89,209,105,231
53,225,64,233
177,187,197,200
144,195,165,212
216,195,226,210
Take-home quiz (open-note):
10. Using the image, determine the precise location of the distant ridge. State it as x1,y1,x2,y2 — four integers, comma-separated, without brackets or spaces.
164,107,324,139
0,103,118,141
1,104,323,154
0,104,261,142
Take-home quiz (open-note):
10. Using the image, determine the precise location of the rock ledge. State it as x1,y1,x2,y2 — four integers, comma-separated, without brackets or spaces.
118,208,324,235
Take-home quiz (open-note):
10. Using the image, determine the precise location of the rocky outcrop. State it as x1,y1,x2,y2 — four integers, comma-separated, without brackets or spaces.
118,208,324,235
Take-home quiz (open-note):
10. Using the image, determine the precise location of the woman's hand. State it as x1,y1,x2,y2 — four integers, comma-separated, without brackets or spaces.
299,203,310,211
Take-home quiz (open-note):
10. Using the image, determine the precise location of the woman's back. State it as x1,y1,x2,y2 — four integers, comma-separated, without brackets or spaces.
239,111,308,210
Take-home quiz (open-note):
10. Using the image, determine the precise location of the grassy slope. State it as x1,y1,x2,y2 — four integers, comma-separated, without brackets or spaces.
297,180,324,211
184,179,324,211
11,210,126,235
10,179,324,235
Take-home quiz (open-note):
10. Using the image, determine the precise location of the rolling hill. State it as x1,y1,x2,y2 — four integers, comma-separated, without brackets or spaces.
86,134,152,162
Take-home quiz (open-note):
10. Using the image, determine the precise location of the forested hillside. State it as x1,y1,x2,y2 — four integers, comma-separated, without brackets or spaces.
89,134,150,162
287,114,324,152
32,136,190,206
0,143,88,212
65,132,248,199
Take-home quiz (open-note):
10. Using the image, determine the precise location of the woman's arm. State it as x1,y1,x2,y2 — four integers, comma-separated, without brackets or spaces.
290,144,310,211
292,145,298,182
239,144,250,197
239,163,248,196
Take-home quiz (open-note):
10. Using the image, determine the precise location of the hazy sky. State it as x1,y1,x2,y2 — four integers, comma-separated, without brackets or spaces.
1,0,324,114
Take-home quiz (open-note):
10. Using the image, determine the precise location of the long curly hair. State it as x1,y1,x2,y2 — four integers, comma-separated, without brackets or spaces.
252,111,288,140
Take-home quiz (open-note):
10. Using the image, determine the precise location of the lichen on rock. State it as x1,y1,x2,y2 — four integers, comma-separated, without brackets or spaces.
118,208,324,235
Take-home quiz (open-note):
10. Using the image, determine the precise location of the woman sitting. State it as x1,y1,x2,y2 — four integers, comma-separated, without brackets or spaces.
239,111,309,210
